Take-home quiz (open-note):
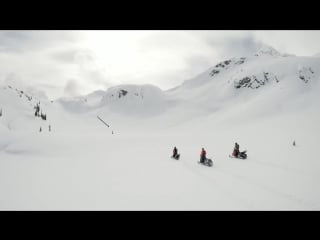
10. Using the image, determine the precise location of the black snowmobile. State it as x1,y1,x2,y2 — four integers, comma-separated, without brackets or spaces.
238,150,247,159
230,150,247,159
171,154,180,160
198,158,213,167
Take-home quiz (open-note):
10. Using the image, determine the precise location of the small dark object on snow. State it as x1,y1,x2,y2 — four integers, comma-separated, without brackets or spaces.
293,141,296,146
198,158,213,167
230,150,247,159
40,112,46,120
172,147,180,160
232,142,240,157
237,150,247,159
97,116,110,127
34,104,40,117
171,154,180,160
200,148,207,163
231,142,247,159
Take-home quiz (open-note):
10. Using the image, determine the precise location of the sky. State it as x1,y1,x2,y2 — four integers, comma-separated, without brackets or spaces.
0,30,320,100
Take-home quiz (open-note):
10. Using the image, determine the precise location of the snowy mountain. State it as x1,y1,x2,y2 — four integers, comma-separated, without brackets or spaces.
1,45,320,210
253,44,283,57
178,46,317,92
44,44,320,120
57,90,105,113
168,48,319,120
51,46,320,123
99,84,168,116
0,85,51,132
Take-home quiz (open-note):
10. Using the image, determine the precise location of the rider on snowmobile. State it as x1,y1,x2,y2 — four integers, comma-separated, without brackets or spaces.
172,147,178,159
200,148,206,163
233,142,239,157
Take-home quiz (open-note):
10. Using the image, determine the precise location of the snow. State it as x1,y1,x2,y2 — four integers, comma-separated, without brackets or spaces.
1,49,320,210
254,44,283,57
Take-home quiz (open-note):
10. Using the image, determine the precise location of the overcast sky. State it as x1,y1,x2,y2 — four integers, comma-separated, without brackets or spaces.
0,30,320,99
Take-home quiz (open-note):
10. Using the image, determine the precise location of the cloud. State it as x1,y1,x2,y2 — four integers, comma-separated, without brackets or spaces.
50,49,79,63
132,31,262,89
63,79,82,97
252,31,320,56
0,32,112,99
218,36,262,59
1,30,320,99
0,30,79,53
193,31,261,58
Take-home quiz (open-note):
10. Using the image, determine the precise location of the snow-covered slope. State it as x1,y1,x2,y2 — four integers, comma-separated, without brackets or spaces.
1,45,320,210
57,90,105,113
0,85,51,132
166,46,320,123
100,84,168,116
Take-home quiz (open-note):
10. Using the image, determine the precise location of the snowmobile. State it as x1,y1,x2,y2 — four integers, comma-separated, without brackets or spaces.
198,158,213,167
171,154,180,160
229,150,247,159
238,150,247,159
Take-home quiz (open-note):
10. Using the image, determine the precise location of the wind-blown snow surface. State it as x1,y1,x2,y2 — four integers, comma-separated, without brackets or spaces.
1,47,320,210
